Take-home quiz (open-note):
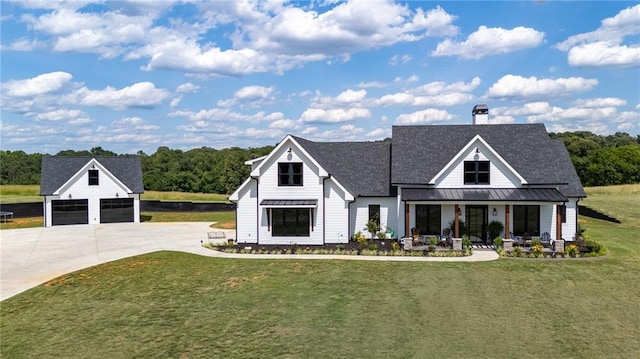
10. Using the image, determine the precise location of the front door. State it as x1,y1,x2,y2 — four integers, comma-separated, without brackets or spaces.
466,205,488,243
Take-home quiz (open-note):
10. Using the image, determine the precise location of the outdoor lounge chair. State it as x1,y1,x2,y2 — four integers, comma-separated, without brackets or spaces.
522,232,531,247
541,232,551,247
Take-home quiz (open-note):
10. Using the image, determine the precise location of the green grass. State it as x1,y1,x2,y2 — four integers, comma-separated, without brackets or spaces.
142,211,235,229
2,186,640,357
0,184,41,203
142,190,229,202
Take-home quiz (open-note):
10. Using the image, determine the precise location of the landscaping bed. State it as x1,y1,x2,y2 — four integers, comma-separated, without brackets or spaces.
206,239,472,257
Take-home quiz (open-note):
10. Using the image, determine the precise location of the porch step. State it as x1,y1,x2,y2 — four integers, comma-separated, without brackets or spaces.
471,244,496,250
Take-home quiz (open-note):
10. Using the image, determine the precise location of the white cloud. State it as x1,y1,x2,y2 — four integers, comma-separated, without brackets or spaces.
299,108,371,123
432,26,544,60
269,119,298,129
572,97,627,108
335,89,367,103
491,115,515,124
70,82,170,110
34,109,89,122
1,37,46,51
218,85,275,107
486,75,598,100
389,54,413,65
2,71,72,97
567,41,640,67
556,4,640,68
176,82,200,93
377,77,479,107
395,108,454,125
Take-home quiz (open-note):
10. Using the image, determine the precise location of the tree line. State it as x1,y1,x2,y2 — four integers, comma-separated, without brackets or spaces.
1,131,639,192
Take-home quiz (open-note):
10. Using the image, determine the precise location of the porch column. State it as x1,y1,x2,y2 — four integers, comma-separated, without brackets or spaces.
556,204,563,240
454,204,460,238
404,203,410,238
505,205,510,239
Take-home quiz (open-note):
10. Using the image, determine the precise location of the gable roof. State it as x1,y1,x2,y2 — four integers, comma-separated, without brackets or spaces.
40,156,144,195
391,124,585,197
292,136,393,197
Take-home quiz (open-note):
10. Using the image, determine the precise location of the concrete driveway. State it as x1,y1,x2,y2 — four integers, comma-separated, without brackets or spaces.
1,222,231,301
1,222,498,301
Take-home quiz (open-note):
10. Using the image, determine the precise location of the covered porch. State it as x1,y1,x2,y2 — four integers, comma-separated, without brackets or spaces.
400,187,568,245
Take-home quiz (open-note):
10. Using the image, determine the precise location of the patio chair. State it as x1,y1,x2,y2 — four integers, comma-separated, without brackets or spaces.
440,228,452,246
541,232,551,247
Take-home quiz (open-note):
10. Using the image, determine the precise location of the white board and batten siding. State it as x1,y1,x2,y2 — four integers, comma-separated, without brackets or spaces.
234,178,258,243
350,198,398,240
256,144,325,245
434,141,522,188
323,178,350,243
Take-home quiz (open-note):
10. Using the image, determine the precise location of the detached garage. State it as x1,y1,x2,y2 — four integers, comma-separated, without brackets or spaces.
41,156,143,227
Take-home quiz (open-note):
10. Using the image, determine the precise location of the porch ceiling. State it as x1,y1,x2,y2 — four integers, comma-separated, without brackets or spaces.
401,188,567,202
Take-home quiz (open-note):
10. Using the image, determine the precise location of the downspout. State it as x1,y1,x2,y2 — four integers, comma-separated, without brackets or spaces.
347,197,356,242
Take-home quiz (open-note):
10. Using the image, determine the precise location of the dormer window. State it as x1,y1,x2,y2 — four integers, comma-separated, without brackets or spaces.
88,169,99,186
464,161,489,185
278,163,303,186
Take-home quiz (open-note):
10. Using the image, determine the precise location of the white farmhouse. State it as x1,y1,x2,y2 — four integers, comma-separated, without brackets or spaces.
230,105,586,246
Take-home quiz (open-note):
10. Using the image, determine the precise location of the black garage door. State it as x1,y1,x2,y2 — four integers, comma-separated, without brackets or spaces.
100,198,134,223
52,199,88,225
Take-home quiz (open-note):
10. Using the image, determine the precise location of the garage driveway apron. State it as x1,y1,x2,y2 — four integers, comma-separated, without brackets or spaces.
0,222,223,301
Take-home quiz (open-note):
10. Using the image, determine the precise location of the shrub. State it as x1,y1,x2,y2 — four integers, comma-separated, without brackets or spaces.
429,237,438,245
487,220,504,240
531,244,544,257
512,246,522,257
531,238,542,247
377,232,387,240
462,236,472,249
583,237,605,254
565,244,580,257
493,237,504,248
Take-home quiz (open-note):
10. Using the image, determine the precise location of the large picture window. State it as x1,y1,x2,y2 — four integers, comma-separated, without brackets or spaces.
415,205,441,235
464,161,490,185
88,169,99,186
278,163,303,186
272,208,310,236
513,205,540,236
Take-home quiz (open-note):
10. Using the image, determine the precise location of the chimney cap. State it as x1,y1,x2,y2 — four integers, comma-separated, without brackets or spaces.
472,104,488,114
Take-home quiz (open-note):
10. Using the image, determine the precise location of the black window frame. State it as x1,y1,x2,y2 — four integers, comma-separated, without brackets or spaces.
415,204,441,235
88,169,99,186
368,205,381,226
513,205,540,236
464,161,490,185
272,208,310,237
278,162,303,186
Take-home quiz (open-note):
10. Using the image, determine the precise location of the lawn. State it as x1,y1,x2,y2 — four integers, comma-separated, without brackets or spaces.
2,186,639,357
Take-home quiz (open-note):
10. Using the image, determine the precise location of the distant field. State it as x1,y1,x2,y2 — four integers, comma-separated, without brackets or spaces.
0,185,40,204
0,185,229,204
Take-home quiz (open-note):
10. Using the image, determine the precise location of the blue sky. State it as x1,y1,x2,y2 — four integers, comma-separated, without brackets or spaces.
1,0,639,155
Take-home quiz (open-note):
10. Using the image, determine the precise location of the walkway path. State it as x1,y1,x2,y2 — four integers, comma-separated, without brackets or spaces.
1,223,498,301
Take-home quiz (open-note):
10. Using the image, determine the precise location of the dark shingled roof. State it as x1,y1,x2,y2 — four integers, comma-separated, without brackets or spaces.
391,124,586,198
292,136,393,197
40,156,144,195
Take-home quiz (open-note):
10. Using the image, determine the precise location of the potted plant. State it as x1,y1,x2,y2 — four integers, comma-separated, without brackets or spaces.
364,218,381,240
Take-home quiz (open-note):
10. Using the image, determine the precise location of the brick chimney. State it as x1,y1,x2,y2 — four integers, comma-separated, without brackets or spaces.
472,104,488,125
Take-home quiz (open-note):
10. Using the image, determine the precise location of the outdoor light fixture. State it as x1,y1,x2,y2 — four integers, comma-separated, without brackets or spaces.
493,208,497,216
115,193,119,198
457,208,462,216
68,194,72,199
475,147,480,154
287,147,292,153
91,164,96,169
